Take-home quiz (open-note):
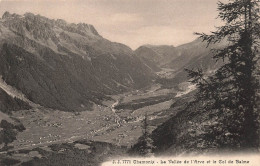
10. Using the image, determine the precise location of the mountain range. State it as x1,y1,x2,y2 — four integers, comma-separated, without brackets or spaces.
136,38,226,84
0,12,155,112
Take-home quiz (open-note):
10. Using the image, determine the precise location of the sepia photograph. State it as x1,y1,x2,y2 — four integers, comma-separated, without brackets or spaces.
0,0,259,165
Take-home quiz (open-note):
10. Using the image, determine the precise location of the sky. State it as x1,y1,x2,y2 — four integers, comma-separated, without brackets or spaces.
0,0,223,49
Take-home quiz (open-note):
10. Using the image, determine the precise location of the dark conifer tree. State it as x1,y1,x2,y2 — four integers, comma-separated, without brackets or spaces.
186,0,260,151
137,113,155,156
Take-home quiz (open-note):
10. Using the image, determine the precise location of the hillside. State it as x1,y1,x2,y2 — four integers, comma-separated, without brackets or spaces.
135,45,178,72
129,90,231,155
0,88,31,114
0,12,154,112
136,39,226,86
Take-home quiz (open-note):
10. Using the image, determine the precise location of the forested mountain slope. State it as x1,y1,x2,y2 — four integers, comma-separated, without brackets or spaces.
0,12,155,112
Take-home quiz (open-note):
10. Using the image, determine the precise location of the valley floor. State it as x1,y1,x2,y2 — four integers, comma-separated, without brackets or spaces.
9,83,178,151
0,69,195,165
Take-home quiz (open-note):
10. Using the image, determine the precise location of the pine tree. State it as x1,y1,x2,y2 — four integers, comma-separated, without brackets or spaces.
186,0,260,151
137,113,155,156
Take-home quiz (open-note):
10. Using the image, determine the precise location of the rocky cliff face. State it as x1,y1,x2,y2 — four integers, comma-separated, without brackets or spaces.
0,12,154,112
